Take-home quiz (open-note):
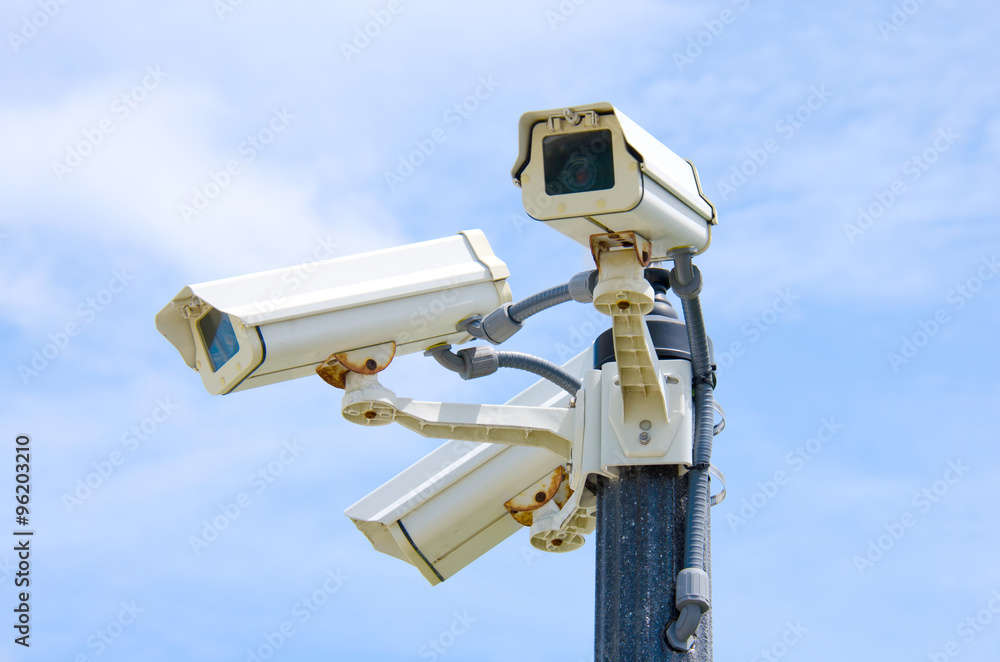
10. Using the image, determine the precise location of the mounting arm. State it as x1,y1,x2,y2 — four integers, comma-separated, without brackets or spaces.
339,371,577,461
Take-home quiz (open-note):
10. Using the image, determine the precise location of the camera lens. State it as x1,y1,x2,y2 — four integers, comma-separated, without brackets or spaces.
542,129,615,197
561,156,597,192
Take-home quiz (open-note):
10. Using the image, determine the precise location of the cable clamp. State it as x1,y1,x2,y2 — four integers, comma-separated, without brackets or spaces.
694,373,715,387
708,464,727,506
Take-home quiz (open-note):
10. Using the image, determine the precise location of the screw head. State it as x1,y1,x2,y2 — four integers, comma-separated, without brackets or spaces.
534,491,547,503
365,358,378,371
363,410,377,420
639,431,651,444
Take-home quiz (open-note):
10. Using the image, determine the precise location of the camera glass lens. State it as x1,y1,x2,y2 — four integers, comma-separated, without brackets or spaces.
198,309,240,372
542,129,615,197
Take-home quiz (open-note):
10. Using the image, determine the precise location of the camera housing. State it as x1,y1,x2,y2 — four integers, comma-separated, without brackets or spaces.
344,350,591,585
512,103,717,258
155,230,511,395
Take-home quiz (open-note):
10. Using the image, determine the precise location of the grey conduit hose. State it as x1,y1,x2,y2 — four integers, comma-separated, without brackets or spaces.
495,350,582,395
464,271,596,345
425,344,582,396
665,255,716,652
507,284,572,322
681,293,715,571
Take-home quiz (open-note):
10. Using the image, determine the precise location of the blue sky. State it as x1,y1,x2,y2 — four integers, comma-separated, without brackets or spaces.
2,0,999,660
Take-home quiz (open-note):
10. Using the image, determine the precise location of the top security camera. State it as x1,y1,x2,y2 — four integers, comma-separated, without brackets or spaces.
511,103,717,258
155,230,511,395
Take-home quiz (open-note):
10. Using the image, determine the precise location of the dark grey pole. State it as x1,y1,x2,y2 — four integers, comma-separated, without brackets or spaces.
594,467,712,661
592,268,713,661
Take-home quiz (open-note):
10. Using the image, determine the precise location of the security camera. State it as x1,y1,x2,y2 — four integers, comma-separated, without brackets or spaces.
345,350,592,584
511,103,717,258
155,230,512,395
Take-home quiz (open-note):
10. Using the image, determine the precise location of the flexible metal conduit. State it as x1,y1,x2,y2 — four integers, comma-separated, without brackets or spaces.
666,255,716,651
507,284,572,322
495,350,581,395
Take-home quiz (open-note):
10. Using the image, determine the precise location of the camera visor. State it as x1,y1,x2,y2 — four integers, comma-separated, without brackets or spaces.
198,309,240,372
542,129,615,197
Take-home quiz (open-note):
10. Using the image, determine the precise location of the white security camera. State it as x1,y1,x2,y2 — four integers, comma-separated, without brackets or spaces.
155,230,512,395
345,350,592,584
511,103,717,258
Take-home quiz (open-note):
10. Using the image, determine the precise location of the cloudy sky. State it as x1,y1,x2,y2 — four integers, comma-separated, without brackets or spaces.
1,0,998,660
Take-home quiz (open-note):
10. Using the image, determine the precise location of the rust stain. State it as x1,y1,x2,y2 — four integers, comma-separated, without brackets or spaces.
510,510,534,527
315,342,396,390
589,230,652,269
505,466,571,527
335,343,396,374
316,355,351,389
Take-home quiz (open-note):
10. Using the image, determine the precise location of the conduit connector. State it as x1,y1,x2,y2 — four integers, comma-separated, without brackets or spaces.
479,303,524,344
668,250,703,300
424,344,499,381
665,568,711,651
567,269,598,303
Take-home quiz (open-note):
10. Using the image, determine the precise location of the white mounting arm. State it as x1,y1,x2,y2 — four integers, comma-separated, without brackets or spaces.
340,372,577,461
589,232,670,426
333,236,696,558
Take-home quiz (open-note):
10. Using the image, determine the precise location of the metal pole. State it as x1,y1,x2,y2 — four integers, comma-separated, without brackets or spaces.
594,467,712,661
593,268,713,660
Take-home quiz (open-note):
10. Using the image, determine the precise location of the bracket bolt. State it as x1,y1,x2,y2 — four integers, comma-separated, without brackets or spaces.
639,431,651,444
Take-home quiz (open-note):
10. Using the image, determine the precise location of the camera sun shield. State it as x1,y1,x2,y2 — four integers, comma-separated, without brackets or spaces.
512,103,717,258
156,230,512,395
520,111,643,221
